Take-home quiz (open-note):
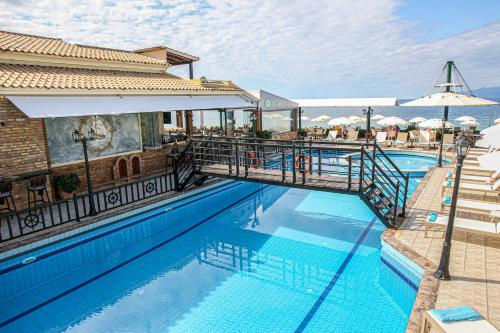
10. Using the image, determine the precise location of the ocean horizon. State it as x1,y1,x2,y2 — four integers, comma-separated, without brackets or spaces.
301,98,500,130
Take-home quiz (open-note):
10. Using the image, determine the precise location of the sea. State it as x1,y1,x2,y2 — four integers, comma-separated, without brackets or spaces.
301,98,500,130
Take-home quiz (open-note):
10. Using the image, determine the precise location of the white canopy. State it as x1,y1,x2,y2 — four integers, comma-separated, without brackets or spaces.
293,97,398,107
409,117,427,123
327,117,351,126
300,115,310,120
401,92,498,107
377,116,409,126
418,118,454,129
311,115,332,122
477,151,500,171
495,118,500,125
6,95,255,118
455,115,477,122
460,120,479,127
477,125,500,148
348,115,364,124
371,114,385,120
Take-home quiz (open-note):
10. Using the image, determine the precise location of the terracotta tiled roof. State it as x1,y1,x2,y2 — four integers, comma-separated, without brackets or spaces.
0,63,241,92
0,31,165,65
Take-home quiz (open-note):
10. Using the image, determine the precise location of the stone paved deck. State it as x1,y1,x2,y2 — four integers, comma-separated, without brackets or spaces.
390,163,500,330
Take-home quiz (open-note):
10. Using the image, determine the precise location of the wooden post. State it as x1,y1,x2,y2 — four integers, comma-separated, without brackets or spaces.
184,111,193,138
188,62,194,79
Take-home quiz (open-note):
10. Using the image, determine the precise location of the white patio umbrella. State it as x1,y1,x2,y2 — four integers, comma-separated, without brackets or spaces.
402,92,498,107
409,116,427,123
460,120,479,127
418,118,454,129
371,114,385,120
301,115,310,121
455,115,477,122
311,115,332,122
327,117,351,126
477,151,500,171
348,115,365,125
494,118,500,125
377,116,409,126
477,125,500,148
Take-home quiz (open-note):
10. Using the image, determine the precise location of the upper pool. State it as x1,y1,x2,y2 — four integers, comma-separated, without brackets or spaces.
0,181,421,333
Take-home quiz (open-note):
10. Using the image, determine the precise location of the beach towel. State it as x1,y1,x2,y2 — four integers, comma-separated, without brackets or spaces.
430,306,481,323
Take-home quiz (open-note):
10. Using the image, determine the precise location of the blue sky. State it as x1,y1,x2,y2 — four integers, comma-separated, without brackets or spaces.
0,0,499,98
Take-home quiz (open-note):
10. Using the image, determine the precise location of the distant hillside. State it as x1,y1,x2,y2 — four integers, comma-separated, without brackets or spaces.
473,86,500,98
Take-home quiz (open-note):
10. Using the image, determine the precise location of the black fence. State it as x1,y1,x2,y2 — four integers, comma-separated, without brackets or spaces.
0,172,177,243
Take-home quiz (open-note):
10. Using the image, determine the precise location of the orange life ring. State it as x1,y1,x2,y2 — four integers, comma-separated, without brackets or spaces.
248,152,260,167
295,156,311,171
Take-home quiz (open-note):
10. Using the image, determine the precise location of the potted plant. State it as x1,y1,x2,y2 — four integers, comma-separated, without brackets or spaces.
55,173,81,200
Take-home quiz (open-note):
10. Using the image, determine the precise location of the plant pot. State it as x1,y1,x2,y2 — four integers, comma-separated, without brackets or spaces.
57,189,75,201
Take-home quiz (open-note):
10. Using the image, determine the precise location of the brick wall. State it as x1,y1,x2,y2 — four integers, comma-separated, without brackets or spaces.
0,97,183,209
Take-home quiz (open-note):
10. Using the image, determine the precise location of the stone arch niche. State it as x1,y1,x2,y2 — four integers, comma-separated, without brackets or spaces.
129,154,144,177
113,157,129,180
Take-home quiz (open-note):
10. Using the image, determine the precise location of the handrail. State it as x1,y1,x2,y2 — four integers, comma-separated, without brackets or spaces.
373,143,408,180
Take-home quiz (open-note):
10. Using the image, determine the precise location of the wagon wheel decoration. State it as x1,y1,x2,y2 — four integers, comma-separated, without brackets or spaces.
144,181,156,195
107,191,120,205
23,211,41,228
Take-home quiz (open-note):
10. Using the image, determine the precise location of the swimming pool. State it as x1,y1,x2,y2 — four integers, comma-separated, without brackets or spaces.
0,181,421,332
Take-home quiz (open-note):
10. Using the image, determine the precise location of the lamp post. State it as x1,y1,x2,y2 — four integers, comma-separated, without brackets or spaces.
434,139,470,280
250,109,257,138
362,107,374,143
72,128,97,216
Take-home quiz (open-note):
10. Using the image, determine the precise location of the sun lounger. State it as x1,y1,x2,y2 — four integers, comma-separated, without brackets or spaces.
375,131,388,146
441,179,500,197
421,307,498,333
344,130,359,143
417,131,438,149
446,171,500,185
463,159,481,166
462,165,498,177
424,213,499,238
441,196,500,219
325,130,338,141
393,132,408,147
442,133,454,151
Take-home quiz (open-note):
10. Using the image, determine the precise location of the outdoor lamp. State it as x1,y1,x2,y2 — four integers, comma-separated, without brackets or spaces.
72,129,81,142
72,127,97,216
455,139,470,160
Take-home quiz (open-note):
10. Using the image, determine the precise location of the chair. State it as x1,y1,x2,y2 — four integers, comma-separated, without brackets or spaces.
344,130,359,143
27,175,49,208
393,132,408,147
417,131,436,149
442,133,454,151
446,170,500,185
421,308,498,333
462,165,498,177
424,213,499,238
441,197,500,221
441,178,500,197
325,130,338,141
0,182,16,213
375,131,388,146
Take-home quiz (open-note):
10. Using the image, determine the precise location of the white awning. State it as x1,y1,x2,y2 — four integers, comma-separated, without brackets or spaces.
6,95,255,118
292,98,398,107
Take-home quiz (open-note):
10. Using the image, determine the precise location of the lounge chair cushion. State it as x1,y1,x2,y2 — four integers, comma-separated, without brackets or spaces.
427,214,498,234
426,310,498,333
431,306,481,323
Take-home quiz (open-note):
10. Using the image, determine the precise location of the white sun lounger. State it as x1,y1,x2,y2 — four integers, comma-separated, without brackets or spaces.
441,197,500,218
446,170,500,185
462,165,498,177
375,131,388,146
441,179,500,197
421,309,498,333
424,214,499,238
325,130,338,141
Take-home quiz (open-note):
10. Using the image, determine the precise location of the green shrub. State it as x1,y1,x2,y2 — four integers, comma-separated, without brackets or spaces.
256,130,272,139
55,173,81,193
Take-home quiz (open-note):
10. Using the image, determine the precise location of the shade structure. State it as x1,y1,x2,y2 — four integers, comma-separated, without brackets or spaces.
377,116,409,126
371,114,385,120
301,115,310,120
311,115,332,122
409,116,427,123
495,118,500,125
477,151,500,171
418,118,454,129
327,117,351,126
477,125,500,148
401,92,498,107
455,115,477,122
348,115,364,124
6,95,255,118
293,97,398,107
460,120,479,127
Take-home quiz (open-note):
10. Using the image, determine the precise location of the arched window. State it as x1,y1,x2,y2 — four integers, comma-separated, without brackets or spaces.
131,156,141,176
118,159,128,179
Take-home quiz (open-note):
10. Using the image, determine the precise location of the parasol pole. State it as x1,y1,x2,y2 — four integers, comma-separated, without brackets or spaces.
438,60,453,167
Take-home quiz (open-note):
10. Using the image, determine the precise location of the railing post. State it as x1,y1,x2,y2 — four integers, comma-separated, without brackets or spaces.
228,143,233,176
318,148,322,176
402,173,409,217
244,147,249,177
309,138,313,175
235,139,240,176
348,156,352,191
301,152,306,185
73,194,80,221
281,151,286,182
372,142,377,182
172,152,178,189
292,141,296,184
359,145,365,192
394,180,400,222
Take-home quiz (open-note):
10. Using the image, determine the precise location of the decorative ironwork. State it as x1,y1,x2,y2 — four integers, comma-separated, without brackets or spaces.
23,211,41,228
106,191,120,205
144,181,156,194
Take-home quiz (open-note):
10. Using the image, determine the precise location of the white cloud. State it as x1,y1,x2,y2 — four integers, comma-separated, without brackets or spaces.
0,0,499,97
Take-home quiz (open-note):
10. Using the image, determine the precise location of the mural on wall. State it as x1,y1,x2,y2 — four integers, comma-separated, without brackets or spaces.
45,114,142,164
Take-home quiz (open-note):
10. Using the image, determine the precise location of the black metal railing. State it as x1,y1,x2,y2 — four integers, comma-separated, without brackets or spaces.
192,135,408,227
0,154,197,243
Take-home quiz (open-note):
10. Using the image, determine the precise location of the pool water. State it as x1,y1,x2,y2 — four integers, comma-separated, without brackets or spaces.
0,182,420,333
